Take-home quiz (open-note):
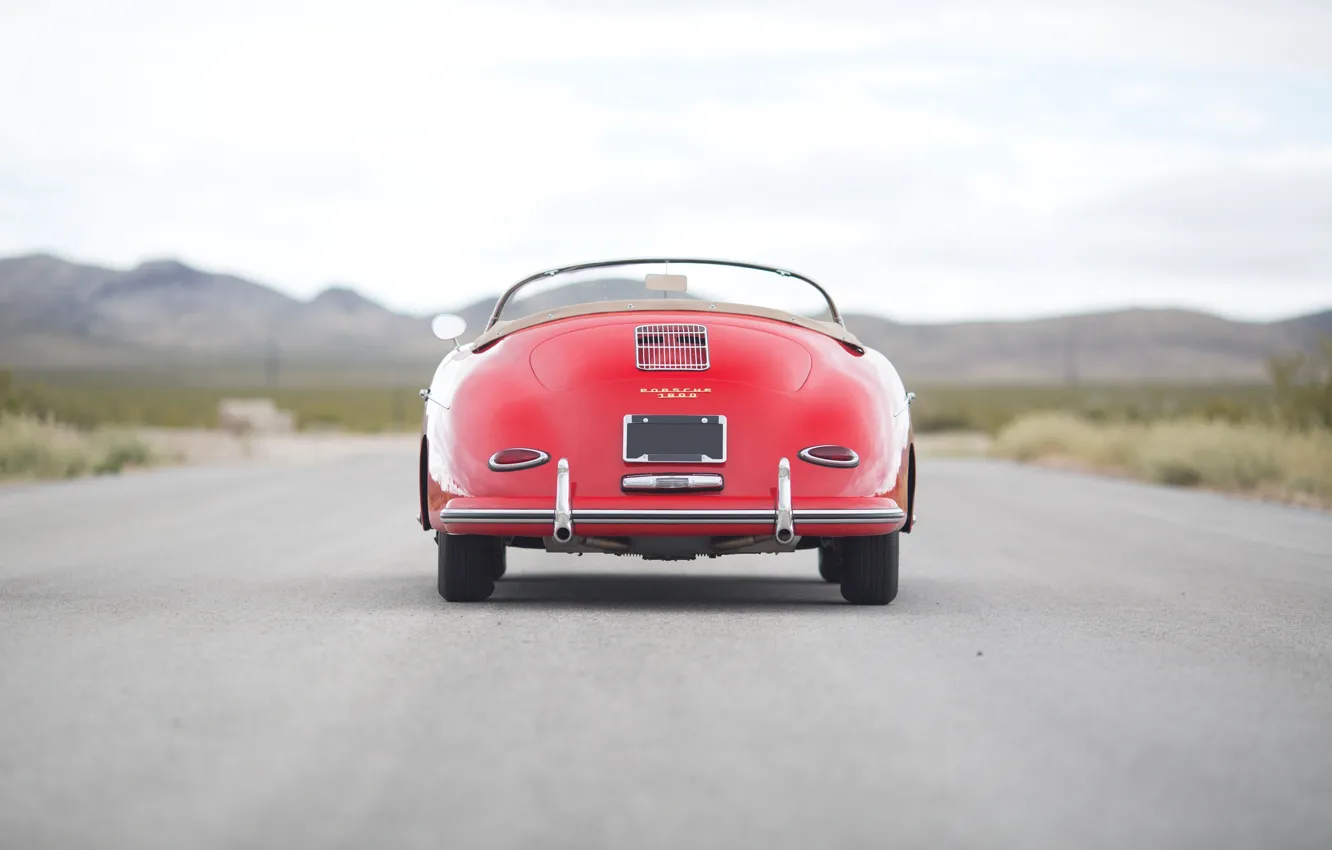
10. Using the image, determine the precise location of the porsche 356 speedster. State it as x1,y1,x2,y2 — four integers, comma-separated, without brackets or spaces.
417,259,917,605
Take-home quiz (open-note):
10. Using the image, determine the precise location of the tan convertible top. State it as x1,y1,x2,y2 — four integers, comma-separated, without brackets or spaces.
470,299,865,350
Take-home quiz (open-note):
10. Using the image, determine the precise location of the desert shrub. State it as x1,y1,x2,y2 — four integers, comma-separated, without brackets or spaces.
94,432,157,474
991,412,1136,467
0,414,160,480
992,414,1332,503
1270,337,1332,430
1198,396,1255,424
1132,422,1283,491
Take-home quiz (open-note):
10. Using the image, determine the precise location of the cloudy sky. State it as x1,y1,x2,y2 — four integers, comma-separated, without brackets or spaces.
2,0,1330,321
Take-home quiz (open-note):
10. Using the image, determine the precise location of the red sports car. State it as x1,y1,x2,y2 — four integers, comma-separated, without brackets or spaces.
417,259,917,604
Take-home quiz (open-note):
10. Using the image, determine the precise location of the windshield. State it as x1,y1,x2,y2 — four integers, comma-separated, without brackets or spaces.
489,259,841,329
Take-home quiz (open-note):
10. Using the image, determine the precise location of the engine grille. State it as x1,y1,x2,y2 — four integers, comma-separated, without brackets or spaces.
635,323,710,371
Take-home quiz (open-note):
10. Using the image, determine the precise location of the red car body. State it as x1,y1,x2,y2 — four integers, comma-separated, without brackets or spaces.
418,259,917,604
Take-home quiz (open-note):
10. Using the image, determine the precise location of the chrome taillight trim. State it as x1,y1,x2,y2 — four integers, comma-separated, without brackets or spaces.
622,473,724,492
635,323,710,371
487,448,552,471
797,445,860,468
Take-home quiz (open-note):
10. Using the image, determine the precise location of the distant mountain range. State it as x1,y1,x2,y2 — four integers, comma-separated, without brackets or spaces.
1,252,1328,384
0,253,438,371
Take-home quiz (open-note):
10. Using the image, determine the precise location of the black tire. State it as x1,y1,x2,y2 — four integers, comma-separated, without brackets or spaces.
438,534,500,602
817,543,842,583
492,546,508,580
838,532,899,606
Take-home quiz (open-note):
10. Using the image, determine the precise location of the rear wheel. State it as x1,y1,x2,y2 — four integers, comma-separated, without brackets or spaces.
817,543,842,583
438,534,501,602
839,532,899,606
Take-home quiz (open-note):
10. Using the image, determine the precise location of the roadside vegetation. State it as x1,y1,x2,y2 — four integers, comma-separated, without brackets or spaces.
909,382,1275,434
2,371,423,433
1,370,158,480
0,413,160,481
992,413,1332,505
988,339,1332,506
3,369,1283,436
3,337,1330,499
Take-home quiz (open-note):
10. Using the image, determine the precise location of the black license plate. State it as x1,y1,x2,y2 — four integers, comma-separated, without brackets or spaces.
623,414,726,463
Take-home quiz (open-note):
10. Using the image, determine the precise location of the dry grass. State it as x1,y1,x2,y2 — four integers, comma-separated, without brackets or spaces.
992,413,1332,507
0,414,163,481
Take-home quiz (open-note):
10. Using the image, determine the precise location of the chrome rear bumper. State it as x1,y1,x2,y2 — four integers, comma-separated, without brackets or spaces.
440,457,905,535
440,508,905,525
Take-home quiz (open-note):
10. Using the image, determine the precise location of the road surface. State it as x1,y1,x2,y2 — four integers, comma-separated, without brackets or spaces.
2,450,1331,849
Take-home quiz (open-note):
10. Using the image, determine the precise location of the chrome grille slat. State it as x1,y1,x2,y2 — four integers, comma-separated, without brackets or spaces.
635,323,710,371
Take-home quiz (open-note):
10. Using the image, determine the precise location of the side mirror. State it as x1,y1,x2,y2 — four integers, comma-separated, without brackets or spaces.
431,314,467,343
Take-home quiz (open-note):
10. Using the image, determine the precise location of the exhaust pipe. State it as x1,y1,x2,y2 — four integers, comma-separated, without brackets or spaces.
775,457,794,545
712,535,767,553
583,536,632,553
553,458,573,543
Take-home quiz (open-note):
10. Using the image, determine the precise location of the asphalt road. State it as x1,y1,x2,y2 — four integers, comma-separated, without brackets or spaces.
2,450,1331,850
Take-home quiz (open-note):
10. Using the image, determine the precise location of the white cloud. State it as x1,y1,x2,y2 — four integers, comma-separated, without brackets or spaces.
1,0,1329,321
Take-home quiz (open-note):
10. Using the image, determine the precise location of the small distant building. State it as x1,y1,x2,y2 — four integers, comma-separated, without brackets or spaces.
217,398,296,435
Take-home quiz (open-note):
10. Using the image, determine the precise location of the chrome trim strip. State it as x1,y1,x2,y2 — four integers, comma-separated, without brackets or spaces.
797,445,861,468
622,473,724,492
487,448,552,472
554,458,572,542
794,514,904,524
775,458,794,544
441,507,906,525
576,510,773,525
440,509,556,523
794,510,906,518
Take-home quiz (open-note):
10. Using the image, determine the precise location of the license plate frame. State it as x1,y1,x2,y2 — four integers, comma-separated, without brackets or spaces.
622,414,727,464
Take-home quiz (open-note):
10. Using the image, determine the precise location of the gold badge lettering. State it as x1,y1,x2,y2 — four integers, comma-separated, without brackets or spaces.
640,387,711,399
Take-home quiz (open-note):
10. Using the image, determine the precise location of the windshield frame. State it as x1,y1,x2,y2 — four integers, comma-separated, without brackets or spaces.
485,258,844,331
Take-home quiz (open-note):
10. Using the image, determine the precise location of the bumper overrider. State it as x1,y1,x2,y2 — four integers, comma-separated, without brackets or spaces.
440,457,906,539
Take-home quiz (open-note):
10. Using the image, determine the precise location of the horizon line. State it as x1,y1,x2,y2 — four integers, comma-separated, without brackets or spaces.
3,248,1328,328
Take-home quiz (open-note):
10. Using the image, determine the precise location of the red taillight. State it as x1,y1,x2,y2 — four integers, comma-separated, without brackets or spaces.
798,445,860,468
488,448,551,471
